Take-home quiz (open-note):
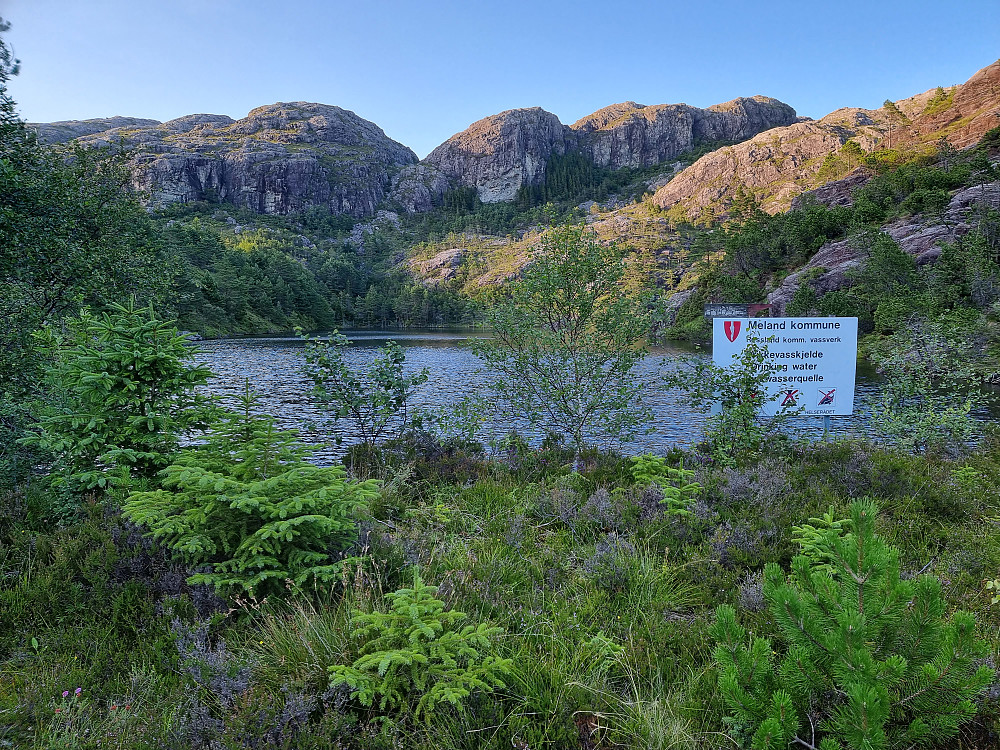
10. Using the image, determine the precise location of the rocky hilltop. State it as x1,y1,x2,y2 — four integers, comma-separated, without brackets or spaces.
33,116,161,144
572,96,797,170
421,108,572,204
652,60,1000,221
32,103,417,217
391,96,797,209
33,94,796,218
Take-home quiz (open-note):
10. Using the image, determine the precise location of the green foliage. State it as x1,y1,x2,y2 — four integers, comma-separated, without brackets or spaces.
791,505,848,574
665,339,794,465
0,137,160,396
922,87,955,117
930,221,1000,310
123,388,379,596
712,499,993,750
158,207,479,336
629,454,701,516
329,569,512,721
867,318,987,453
516,151,608,207
300,330,429,448
721,200,852,279
0,40,163,487
472,224,653,458
162,221,341,335
21,302,214,497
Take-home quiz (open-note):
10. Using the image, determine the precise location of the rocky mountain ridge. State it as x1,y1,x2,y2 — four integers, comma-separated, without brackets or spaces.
32,103,418,218
32,95,797,217
390,95,797,208
652,60,1000,221
28,59,999,231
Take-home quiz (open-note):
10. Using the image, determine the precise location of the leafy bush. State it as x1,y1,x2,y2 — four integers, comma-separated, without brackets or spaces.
329,569,512,721
665,339,796,465
300,329,428,448
471,223,653,461
867,318,987,453
124,390,379,596
711,499,992,750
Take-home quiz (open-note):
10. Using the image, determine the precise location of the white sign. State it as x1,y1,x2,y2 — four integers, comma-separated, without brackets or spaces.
712,317,858,416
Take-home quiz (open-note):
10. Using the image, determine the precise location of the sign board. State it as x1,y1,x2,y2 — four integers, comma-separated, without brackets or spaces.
705,303,772,319
704,303,748,319
712,317,858,416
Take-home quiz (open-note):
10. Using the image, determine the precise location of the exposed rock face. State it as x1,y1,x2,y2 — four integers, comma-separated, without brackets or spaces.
697,97,801,141
900,60,1000,148
653,114,884,220
653,61,1000,222
767,182,1000,314
392,96,797,210
30,116,162,143
422,108,572,203
390,163,451,212
407,248,466,285
571,97,797,170
791,169,871,209
41,103,417,217
571,102,696,169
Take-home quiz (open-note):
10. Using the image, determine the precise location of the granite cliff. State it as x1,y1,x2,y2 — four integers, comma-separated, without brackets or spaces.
572,96,797,170
391,96,797,210
652,60,1000,221
32,103,417,218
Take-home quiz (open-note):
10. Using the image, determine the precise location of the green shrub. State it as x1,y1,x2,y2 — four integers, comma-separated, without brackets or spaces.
329,569,512,722
21,302,214,497
711,499,992,750
629,454,700,516
123,390,379,597
867,319,986,453
665,339,797,465
300,329,428,448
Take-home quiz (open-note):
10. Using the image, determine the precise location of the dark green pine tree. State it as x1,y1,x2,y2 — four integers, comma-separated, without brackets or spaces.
711,499,993,750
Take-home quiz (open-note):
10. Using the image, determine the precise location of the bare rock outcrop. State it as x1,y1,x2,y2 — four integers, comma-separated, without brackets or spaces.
30,116,162,143
392,96,797,210
571,102,697,169
38,103,417,218
407,248,465,285
653,61,1000,222
653,115,884,220
390,163,451,212
422,108,572,203
767,181,1000,314
570,96,796,170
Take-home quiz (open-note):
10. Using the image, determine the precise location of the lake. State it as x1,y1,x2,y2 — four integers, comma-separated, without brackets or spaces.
192,329,890,463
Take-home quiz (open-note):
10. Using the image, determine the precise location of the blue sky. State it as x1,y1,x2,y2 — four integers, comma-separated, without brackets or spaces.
3,0,999,158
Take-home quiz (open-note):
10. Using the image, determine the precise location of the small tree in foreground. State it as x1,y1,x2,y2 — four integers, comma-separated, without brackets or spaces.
867,317,986,454
329,569,512,722
124,388,380,597
665,339,793,465
21,302,214,495
471,224,653,461
299,329,428,448
711,499,992,750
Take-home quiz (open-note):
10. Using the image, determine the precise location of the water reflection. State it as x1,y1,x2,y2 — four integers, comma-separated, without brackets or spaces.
191,329,889,463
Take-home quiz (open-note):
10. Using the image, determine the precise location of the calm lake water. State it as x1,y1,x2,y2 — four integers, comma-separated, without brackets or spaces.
191,329,891,463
